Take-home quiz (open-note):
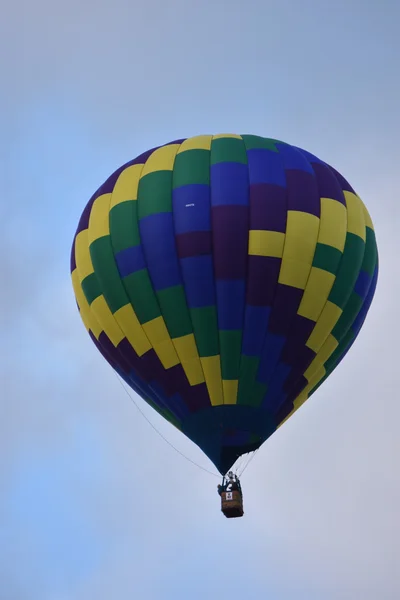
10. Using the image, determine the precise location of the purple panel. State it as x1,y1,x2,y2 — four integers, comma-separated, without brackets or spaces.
312,162,346,205
175,231,212,258
285,170,320,217
330,166,356,194
267,284,303,336
97,332,131,374
275,400,294,424
89,330,118,371
280,315,315,365
246,256,281,306
284,373,309,400
249,183,287,232
70,239,77,272
212,205,249,279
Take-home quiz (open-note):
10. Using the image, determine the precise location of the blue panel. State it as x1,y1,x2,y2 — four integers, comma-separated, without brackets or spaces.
352,266,378,334
354,269,371,299
172,184,211,234
275,143,314,174
180,255,215,308
242,305,271,356
262,362,291,411
139,213,182,290
149,380,190,421
210,162,249,206
115,245,146,277
216,280,246,330
257,332,287,384
246,149,286,187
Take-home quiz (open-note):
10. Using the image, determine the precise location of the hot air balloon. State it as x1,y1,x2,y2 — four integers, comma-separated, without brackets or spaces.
70,134,378,517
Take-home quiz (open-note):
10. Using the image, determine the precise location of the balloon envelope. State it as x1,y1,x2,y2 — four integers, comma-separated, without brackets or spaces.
71,134,378,474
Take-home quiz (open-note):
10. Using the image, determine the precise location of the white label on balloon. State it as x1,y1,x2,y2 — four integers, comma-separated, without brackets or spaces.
226,492,233,500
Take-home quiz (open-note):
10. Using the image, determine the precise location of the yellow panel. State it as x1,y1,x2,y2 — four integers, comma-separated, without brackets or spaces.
293,391,309,410
71,270,102,338
110,164,143,208
212,133,242,139
297,267,335,321
362,202,374,230
173,334,205,386
319,198,347,251
140,144,180,177
114,303,151,356
248,230,285,258
142,316,179,369
223,380,238,405
344,191,366,241
91,295,124,346
307,301,342,352
306,367,326,393
304,335,338,381
201,356,224,406
177,135,213,152
283,211,320,262
87,193,111,244
75,230,94,281
278,259,311,289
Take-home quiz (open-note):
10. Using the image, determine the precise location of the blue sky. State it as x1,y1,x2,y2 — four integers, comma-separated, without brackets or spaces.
2,1,399,598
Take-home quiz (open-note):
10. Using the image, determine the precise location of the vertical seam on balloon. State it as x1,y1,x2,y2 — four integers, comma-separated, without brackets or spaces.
253,141,288,408
170,138,213,402
236,134,252,410
209,134,225,405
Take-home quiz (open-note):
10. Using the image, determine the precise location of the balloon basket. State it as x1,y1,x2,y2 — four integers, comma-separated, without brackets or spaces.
221,490,244,518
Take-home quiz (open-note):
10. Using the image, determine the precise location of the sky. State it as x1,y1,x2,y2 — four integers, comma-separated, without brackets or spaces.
1,0,399,598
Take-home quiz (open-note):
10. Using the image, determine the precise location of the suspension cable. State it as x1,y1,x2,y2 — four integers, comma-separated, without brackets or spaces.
114,374,220,478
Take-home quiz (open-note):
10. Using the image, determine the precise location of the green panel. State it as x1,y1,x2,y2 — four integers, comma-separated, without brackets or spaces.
89,236,127,313
363,228,378,276
327,328,355,372
312,243,342,275
172,149,210,188
81,272,102,305
241,134,282,152
110,201,141,253
210,137,248,165
219,330,242,380
123,269,160,323
328,233,365,309
249,433,262,444
237,355,267,407
137,171,172,218
145,396,181,430
156,285,192,338
332,292,363,341
189,306,219,356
